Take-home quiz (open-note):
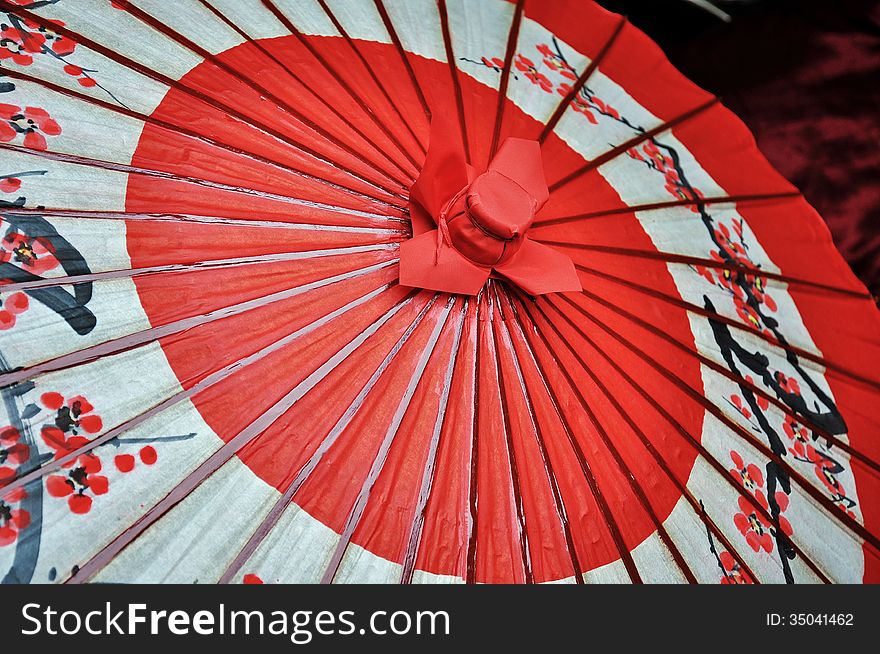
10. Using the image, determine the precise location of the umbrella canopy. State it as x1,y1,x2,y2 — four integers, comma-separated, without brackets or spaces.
0,0,877,585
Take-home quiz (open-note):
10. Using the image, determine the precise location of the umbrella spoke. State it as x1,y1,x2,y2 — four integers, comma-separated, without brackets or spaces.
259,0,424,175
0,1,410,200
437,0,471,165
373,0,432,122
400,299,469,584
503,289,644,582
532,191,801,228
536,239,874,299
548,97,719,194
545,292,880,564
67,288,425,583
197,0,424,181
530,296,833,583
0,280,406,502
315,0,428,157
321,295,453,584
513,291,760,584
486,285,535,583
492,285,584,583
569,283,880,473
537,15,627,144
1,207,408,232
0,67,406,210
506,290,697,583
570,263,880,392
0,141,408,216
218,292,444,585
0,242,398,296
106,0,416,189
464,291,483,583
488,0,526,159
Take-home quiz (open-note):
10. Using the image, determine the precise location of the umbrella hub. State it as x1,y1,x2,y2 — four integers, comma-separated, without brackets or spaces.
401,121,581,296
443,170,536,267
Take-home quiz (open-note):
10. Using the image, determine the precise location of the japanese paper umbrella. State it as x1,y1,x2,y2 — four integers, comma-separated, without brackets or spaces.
0,0,878,586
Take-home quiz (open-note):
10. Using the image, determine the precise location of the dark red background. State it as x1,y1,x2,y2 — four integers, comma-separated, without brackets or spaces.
596,0,880,302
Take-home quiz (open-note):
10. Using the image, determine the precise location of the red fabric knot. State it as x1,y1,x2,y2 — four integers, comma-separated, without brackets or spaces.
401,118,582,296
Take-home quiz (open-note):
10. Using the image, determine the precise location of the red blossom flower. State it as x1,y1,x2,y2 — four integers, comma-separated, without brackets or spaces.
0,290,29,330
139,445,157,465
734,495,773,553
775,372,801,397
0,425,30,471
243,573,264,584
40,392,103,440
0,26,45,66
729,394,751,420
693,264,714,285
46,451,108,515
0,176,21,193
589,95,619,119
114,453,135,473
733,296,762,331
23,19,76,57
480,56,504,71
814,459,846,497
556,84,597,123
0,498,30,546
114,445,158,472
729,450,763,491
514,54,553,92
0,104,62,150
0,229,61,276
719,551,753,585
742,375,770,411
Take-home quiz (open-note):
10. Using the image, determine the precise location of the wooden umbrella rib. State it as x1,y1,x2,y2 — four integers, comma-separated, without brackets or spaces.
321,295,453,584
373,0,432,121
495,285,584,583
437,0,472,165
533,296,833,583
0,141,407,216
514,294,759,584
112,0,413,189
259,0,423,175
570,263,880,392
68,290,423,583
1,281,401,500
197,0,423,181
538,14,627,144
0,243,397,297
550,292,880,560
0,0,406,202
486,284,534,584
532,191,802,228
548,96,719,193
506,292,641,582
512,299,644,583
315,0,427,156
399,299,469,584
520,298,760,583
571,280,880,473
488,0,526,159
509,292,698,583
2,207,408,231
1,67,404,211
218,292,440,585
537,239,873,299
464,292,483,584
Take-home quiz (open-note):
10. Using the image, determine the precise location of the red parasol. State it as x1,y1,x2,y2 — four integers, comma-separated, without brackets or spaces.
0,0,877,585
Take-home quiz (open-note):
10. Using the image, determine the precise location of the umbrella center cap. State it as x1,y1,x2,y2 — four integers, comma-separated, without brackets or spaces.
447,170,535,266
